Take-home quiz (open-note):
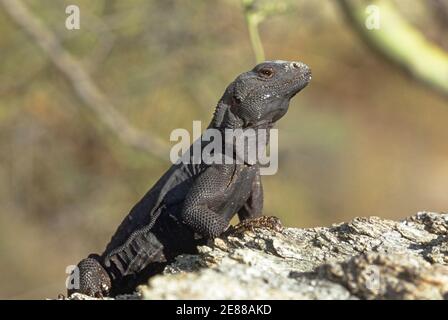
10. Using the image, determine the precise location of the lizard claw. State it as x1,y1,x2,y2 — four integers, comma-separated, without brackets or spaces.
228,216,283,236
68,254,112,298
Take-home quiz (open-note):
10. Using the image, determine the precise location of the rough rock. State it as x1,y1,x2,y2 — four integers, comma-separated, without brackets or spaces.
70,212,448,300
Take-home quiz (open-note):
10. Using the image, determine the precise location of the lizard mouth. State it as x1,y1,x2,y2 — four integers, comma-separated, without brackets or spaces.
290,68,312,97
299,67,312,85
304,69,312,82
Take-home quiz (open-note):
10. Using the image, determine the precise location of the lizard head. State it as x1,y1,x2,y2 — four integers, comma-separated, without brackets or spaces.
212,60,311,129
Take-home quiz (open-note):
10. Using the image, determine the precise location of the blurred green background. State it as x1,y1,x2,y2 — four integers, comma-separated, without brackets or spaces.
0,0,447,298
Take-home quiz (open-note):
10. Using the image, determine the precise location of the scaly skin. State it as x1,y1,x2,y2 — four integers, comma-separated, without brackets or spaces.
69,60,311,297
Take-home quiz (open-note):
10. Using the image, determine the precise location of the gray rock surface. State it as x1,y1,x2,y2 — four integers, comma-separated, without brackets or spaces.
70,212,448,300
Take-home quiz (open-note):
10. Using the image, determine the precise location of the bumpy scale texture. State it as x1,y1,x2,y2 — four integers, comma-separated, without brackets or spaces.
69,61,312,297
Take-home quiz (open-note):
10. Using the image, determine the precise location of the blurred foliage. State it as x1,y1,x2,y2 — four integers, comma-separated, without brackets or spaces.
0,0,447,298
339,0,448,96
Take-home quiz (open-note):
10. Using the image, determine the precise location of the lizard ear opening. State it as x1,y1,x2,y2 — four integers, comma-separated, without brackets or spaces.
231,95,241,108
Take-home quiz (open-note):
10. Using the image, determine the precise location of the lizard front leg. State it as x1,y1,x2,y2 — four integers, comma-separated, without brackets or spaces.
181,165,237,238
237,167,263,221
234,169,283,234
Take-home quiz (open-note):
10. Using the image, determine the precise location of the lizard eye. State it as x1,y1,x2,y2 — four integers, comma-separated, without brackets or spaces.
259,68,274,78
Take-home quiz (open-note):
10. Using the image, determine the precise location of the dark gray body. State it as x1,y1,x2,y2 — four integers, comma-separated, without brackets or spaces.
101,160,259,294
69,60,311,297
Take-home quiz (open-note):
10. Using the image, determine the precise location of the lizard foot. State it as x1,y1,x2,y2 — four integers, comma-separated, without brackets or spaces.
227,216,283,236
67,254,112,298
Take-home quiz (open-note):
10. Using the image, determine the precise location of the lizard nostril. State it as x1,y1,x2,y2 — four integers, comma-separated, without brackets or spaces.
291,62,300,69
